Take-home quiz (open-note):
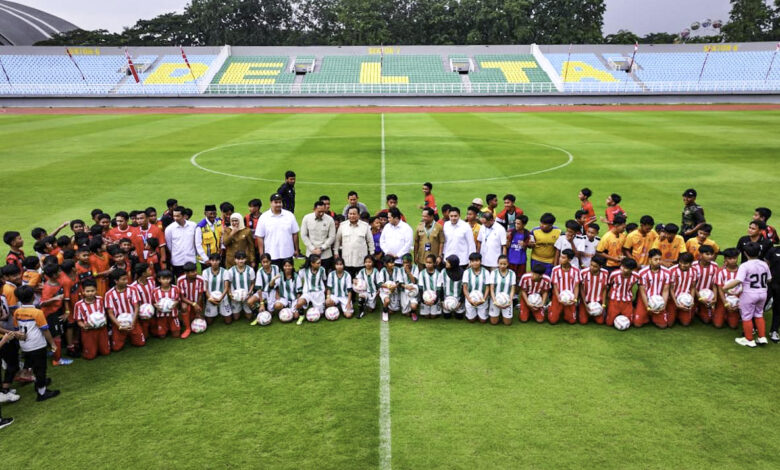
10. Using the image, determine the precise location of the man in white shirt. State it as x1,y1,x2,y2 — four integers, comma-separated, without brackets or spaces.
379,208,413,265
254,194,300,269
164,207,199,278
476,212,507,269
442,207,476,268
300,200,336,271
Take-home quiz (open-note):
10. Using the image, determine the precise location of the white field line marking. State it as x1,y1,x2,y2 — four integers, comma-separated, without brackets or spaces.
189,137,574,186
379,113,391,470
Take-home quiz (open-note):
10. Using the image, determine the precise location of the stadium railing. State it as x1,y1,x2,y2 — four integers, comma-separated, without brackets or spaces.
1,81,779,95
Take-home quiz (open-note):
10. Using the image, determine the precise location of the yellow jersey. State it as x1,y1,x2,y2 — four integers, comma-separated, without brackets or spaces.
531,226,561,264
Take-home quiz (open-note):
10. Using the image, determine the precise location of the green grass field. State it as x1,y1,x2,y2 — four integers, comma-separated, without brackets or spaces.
2,109,780,469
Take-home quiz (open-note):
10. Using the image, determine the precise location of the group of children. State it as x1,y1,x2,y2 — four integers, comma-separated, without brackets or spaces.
0,190,776,430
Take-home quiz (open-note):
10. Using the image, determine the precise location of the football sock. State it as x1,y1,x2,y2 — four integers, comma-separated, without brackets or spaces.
181,312,191,330
756,317,767,338
37,386,46,395
742,320,754,341
53,337,61,362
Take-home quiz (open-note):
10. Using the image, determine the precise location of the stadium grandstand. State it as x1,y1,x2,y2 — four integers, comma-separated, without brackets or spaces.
0,43,778,103
0,0,78,46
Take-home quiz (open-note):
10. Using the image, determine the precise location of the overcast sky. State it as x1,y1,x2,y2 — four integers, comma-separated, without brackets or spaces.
16,0,740,36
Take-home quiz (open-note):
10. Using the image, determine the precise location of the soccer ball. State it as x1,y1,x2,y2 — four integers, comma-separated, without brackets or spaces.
527,293,544,309
325,306,340,321
727,283,743,296
725,295,740,309
698,288,715,305
138,303,155,320
382,281,396,290
209,291,223,302
278,308,294,323
494,293,511,308
559,290,576,305
586,301,603,317
614,315,631,330
353,279,368,293
117,313,134,329
88,311,106,328
256,311,272,326
422,290,437,304
677,293,694,309
306,308,321,322
191,318,207,333
157,297,175,313
443,296,459,312
231,288,249,302
406,285,419,297
468,290,484,304
648,295,666,312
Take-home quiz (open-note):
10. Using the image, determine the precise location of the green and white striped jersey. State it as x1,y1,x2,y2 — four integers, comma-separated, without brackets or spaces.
254,265,281,293
462,267,491,293
327,270,353,298
390,265,418,286
357,268,383,295
441,272,462,298
491,269,516,296
417,269,442,292
277,274,298,301
228,265,255,292
297,266,326,294
203,266,229,293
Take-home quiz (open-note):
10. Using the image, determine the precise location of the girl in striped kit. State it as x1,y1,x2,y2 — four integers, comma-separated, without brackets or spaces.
272,260,298,321
417,254,442,318
326,258,353,318
248,254,280,314
228,251,255,321
441,255,465,319
462,253,491,323
356,255,383,318
202,253,232,323
489,255,516,325
294,255,327,321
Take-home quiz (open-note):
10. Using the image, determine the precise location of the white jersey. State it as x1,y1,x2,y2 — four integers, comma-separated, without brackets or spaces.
228,265,255,292
297,267,327,294
417,269,442,292
202,267,229,293
327,271,353,298
441,272,462,297
462,267,491,293
554,236,579,268
357,268,383,295
491,269,517,296
255,265,281,293
277,275,298,301
574,235,599,268
391,265,418,286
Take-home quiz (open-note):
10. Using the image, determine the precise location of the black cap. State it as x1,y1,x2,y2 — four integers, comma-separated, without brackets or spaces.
270,193,282,202
204,204,217,212
682,189,697,198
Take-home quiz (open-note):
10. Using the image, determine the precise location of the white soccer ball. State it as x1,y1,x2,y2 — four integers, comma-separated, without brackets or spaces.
614,315,631,331
231,288,249,302
138,303,155,320
406,285,419,297
191,318,207,333
527,293,544,309
306,308,321,322
256,311,272,326
117,313,134,329
725,295,740,309
422,290,437,304
559,290,576,305
494,292,511,308
443,296,460,312
209,290,223,302
157,297,175,313
353,279,368,293
677,293,694,309
468,290,484,304
382,281,396,290
727,283,743,296
325,306,340,321
88,311,106,328
586,301,603,316
698,288,715,305
278,308,294,322
648,295,666,312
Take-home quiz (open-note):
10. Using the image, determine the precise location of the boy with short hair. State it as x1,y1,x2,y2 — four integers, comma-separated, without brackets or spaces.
754,207,778,243
518,263,551,323
496,194,523,229
4,231,24,270
462,252,490,323
419,183,438,218
130,263,157,338
549,249,581,324
88,238,111,297
39,263,72,366
575,223,600,269
105,269,145,351
506,214,531,278
202,254,232,324
578,188,596,226
530,213,561,276
152,270,181,338
651,223,686,267
685,224,720,260
574,210,588,235
713,248,741,330
13,285,60,401
600,193,626,229
554,220,581,268
722,242,771,347
579,255,609,325
597,215,627,271
634,249,670,328
74,280,110,360
606,258,639,326
623,215,657,266
736,220,773,263
668,252,699,326
692,245,719,324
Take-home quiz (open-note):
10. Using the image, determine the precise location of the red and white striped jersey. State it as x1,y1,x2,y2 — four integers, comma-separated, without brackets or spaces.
176,274,205,303
580,267,609,303
669,265,699,297
130,278,156,305
104,287,135,315
518,273,551,295
550,265,581,292
152,286,181,317
608,270,639,302
74,297,105,324
638,266,670,297
716,267,738,289
693,261,718,291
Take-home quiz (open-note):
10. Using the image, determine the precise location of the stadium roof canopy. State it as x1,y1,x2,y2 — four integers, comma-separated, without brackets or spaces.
0,0,78,45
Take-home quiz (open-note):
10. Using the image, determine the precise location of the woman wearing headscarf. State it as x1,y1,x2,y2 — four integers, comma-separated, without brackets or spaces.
223,212,256,268
441,254,465,319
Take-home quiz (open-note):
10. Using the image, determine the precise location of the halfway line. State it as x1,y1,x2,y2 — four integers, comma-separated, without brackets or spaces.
378,113,391,470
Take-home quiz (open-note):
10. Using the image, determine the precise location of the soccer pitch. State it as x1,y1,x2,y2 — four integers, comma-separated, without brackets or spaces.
2,109,780,469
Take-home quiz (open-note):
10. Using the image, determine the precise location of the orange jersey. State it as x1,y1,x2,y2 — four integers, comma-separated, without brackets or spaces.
651,235,686,264
685,237,720,261
131,224,166,263
89,253,111,297
623,229,658,266
108,226,136,243
40,282,65,315
596,231,627,267
22,270,42,290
